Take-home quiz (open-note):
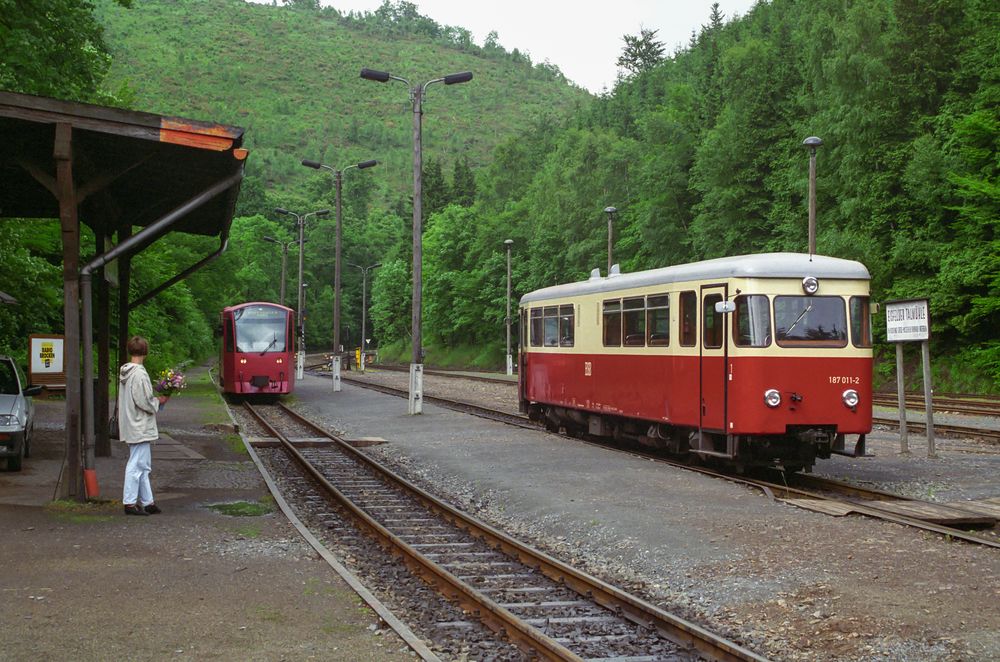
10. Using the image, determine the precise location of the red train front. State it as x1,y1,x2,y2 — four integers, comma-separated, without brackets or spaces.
219,302,295,397
518,253,873,473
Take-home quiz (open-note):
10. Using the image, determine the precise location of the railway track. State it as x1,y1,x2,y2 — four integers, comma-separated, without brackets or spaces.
873,393,1000,417
242,401,765,662
871,416,1000,443
333,372,1000,549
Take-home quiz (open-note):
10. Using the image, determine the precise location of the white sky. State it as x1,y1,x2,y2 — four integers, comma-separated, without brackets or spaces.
307,1,760,93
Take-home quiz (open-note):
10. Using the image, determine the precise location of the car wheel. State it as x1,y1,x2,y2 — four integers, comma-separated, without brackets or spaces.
7,443,23,472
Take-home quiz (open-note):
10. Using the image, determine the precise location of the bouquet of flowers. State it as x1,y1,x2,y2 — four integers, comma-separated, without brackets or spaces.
154,368,187,397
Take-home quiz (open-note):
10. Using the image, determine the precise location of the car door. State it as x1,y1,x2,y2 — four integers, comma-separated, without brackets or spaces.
699,284,728,434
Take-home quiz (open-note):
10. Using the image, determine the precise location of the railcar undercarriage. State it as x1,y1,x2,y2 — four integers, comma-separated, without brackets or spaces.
528,403,861,473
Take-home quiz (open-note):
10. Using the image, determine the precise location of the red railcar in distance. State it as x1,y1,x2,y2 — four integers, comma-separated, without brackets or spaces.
219,302,295,397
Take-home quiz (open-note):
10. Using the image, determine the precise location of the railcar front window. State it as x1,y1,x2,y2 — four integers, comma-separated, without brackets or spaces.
559,304,575,347
647,295,670,346
603,300,622,346
530,308,543,347
234,306,289,353
850,296,873,348
774,296,847,347
623,297,645,346
543,306,559,347
733,295,771,347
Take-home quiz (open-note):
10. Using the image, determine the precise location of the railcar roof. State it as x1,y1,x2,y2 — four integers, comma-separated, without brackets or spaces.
520,253,870,305
223,301,293,312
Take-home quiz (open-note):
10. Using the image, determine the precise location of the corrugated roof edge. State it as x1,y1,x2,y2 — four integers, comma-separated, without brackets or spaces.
519,253,870,304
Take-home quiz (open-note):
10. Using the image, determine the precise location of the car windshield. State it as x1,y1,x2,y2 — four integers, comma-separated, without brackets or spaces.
234,306,288,353
774,296,848,347
0,360,18,395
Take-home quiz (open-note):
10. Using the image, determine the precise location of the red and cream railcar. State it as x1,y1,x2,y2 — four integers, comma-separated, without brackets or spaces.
518,253,872,472
219,302,295,396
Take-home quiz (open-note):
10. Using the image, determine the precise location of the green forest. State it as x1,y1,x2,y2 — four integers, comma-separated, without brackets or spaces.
0,0,997,390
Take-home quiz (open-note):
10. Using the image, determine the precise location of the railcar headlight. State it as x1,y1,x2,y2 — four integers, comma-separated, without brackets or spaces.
842,389,860,409
764,389,782,408
240,358,248,364
275,358,283,364
802,276,819,295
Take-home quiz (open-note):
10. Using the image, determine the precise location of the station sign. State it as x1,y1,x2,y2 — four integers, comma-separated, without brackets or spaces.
885,298,930,342
28,334,67,392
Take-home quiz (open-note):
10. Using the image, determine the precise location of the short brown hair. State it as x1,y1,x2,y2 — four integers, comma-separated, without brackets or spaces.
126,336,149,357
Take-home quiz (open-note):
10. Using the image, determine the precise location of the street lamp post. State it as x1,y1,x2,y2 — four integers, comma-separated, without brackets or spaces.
504,239,514,376
262,236,297,306
361,66,473,414
603,206,617,274
802,136,823,256
275,207,329,379
301,158,378,392
348,262,381,374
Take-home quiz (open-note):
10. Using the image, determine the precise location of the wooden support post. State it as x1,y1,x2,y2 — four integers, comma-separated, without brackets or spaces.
96,229,111,457
55,123,83,500
117,226,132,368
895,342,909,455
922,340,937,458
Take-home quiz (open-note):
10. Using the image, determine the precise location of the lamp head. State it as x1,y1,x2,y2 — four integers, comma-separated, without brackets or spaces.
357,159,378,169
274,207,289,215
301,159,323,169
802,136,823,149
504,239,514,247
444,71,473,85
314,209,331,217
604,206,617,215
360,68,391,82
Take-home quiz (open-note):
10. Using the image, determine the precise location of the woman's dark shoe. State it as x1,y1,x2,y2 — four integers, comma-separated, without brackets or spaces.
143,503,162,515
124,504,148,516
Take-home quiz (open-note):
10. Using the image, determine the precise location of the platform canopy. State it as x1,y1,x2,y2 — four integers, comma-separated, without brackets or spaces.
0,90,246,237
0,90,248,501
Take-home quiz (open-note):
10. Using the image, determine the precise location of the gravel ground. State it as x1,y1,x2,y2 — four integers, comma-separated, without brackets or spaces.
297,367,1000,662
0,377,413,662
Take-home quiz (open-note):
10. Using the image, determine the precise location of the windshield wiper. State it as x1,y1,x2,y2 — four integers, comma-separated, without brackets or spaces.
259,334,278,356
785,304,813,335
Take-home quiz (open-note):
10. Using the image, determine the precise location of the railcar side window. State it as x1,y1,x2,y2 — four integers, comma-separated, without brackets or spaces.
703,293,724,348
680,291,697,347
733,295,771,347
223,317,234,353
774,296,848,347
530,308,543,347
559,304,575,347
603,300,622,346
647,295,670,346
623,297,645,346
521,310,527,349
543,306,559,347
850,296,873,348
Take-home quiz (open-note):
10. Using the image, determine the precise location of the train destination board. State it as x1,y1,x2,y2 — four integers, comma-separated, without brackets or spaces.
885,298,930,342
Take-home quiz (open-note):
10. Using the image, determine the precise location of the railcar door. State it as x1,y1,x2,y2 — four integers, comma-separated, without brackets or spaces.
699,285,728,435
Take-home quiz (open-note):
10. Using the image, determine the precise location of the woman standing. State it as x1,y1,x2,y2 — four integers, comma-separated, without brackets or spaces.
118,336,168,516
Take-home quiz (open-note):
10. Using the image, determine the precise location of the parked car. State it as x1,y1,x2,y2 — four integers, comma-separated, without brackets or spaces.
0,356,42,471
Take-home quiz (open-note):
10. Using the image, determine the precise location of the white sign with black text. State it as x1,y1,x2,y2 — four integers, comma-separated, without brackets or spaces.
886,298,930,342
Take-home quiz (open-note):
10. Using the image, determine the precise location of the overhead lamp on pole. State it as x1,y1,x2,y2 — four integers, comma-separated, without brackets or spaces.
504,239,514,376
348,262,381,374
301,157,378,392
603,206,617,275
361,66,473,414
275,207,329,379
802,136,823,257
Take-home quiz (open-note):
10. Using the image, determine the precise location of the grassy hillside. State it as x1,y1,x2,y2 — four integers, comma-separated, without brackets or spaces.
96,0,590,202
